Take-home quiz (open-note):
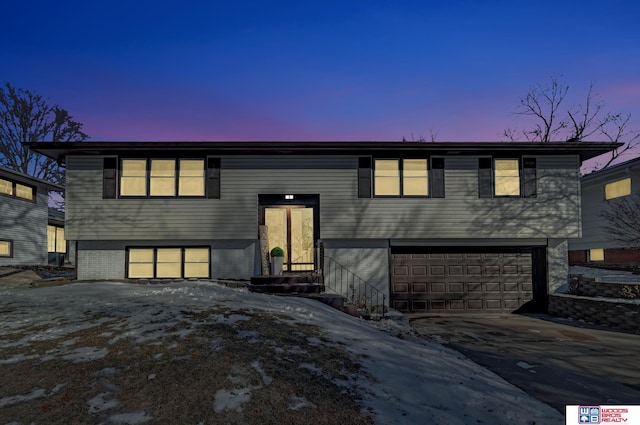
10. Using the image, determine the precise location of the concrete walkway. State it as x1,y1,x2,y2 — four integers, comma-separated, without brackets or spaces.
410,313,640,413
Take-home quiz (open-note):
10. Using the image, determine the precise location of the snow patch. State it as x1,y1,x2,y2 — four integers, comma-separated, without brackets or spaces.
62,346,109,363
108,410,152,424
289,395,317,410
213,388,252,413
87,392,120,413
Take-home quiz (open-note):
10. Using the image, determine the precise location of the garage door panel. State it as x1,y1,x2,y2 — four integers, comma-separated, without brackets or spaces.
391,249,534,313
430,283,446,293
485,282,501,292
485,299,503,309
430,265,445,276
412,283,427,293
448,283,464,293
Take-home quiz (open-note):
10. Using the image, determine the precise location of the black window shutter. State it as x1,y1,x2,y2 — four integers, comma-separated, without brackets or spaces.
103,158,117,199
207,158,221,199
431,158,445,198
478,158,493,198
523,158,537,198
358,157,372,198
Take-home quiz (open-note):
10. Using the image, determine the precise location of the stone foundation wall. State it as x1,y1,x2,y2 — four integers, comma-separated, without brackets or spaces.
548,293,639,333
569,275,640,298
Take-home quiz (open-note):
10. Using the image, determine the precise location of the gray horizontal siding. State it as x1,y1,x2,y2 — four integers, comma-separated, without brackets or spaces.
0,190,49,265
66,154,582,242
569,164,640,250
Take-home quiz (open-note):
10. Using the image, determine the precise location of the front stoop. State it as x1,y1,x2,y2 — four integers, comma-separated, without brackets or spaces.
248,274,324,294
248,274,364,318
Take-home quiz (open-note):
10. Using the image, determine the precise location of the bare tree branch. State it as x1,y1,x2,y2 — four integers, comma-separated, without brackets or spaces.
505,76,639,171
601,192,640,246
0,82,88,190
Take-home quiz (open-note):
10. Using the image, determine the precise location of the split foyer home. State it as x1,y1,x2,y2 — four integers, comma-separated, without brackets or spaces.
29,141,617,313
0,166,66,266
568,156,640,264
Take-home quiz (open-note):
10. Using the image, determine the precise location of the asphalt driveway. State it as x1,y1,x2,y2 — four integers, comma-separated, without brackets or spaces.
410,313,640,413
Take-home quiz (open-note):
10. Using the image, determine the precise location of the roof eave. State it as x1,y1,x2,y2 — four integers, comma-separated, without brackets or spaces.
27,141,622,163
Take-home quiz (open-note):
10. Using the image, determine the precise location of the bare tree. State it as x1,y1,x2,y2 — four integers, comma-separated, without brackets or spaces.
504,76,639,170
0,82,88,185
601,192,640,246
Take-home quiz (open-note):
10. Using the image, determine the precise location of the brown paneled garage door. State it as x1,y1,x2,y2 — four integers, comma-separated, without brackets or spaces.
391,248,534,313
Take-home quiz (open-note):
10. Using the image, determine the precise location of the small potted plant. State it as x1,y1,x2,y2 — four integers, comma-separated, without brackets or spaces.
270,246,285,275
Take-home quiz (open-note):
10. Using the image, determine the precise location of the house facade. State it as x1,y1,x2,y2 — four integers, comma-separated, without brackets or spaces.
0,166,65,266
568,157,640,264
30,141,616,313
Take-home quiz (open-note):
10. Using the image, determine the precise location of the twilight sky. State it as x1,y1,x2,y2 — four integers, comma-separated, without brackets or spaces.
4,0,640,146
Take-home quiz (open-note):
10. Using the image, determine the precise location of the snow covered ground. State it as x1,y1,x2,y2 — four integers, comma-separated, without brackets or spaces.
0,281,563,424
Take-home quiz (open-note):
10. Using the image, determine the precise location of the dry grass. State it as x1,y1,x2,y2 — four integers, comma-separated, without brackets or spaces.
0,307,374,425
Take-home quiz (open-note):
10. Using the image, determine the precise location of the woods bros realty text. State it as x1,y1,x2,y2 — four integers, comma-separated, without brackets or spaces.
566,406,640,423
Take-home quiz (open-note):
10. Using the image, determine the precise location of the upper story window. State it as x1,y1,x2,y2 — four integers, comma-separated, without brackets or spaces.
118,159,206,198
179,160,206,196
479,157,536,198
373,158,440,197
0,177,35,202
605,178,631,200
494,159,520,196
120,159,147,196
150,159,176,196
374,159,401,196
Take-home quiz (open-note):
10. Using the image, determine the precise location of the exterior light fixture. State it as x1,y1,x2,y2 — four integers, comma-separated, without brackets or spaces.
284,194,294,200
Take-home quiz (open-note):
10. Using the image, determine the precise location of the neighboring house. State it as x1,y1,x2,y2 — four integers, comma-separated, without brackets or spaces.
29,141,616,313
0,166,65,266
568,156,640,264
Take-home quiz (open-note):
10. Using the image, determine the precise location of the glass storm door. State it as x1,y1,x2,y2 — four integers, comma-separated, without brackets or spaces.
264,206,315,272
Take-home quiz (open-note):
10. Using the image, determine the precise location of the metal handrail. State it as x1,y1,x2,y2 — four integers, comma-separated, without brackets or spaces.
322,255,386,319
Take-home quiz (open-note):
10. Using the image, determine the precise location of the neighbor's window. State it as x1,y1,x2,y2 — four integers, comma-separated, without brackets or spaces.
0,240,11,257
127,247,210,279
150,159,176,196
605,178,631,200
0,179,13,196
16,184,34,200
374,159,400,196
403,159,429,196
494,159,520,196
589,248,604,262
0,177,35,201
120,160,147,196
47,225,66,253
179,159,205,196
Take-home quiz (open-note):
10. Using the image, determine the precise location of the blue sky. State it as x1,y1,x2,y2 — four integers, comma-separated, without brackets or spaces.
3,0,640,144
